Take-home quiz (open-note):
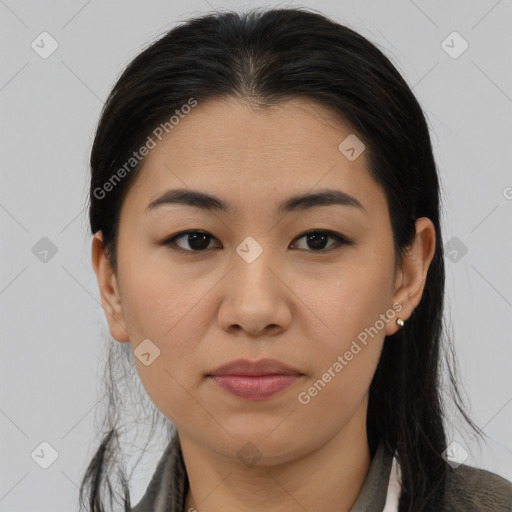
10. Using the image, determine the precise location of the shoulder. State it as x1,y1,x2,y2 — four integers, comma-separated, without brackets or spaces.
441,462,512,511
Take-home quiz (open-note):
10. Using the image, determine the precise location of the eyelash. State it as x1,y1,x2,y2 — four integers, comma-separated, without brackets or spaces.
162,230,354,254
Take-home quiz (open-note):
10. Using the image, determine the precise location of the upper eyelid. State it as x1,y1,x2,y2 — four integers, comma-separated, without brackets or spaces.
166,229,350,251
168,229,344,241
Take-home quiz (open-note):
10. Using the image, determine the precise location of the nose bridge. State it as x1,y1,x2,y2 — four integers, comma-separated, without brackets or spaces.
231,234,277,293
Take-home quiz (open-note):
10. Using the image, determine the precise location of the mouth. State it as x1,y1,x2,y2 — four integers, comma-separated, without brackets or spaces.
206,358,305,401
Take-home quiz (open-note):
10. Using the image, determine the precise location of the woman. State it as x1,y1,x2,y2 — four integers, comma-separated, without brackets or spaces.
81,7,512,512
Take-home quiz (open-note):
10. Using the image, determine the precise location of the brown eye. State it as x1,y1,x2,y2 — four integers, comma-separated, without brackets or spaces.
291,230,352,252
165,231,220,252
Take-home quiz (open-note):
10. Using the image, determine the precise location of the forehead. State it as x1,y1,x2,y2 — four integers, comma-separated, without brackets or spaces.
148,96,360,166
120,97,386,220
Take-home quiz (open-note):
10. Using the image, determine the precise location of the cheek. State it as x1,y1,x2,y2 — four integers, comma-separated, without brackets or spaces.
133,357,205,432
125,283,208,376
119,243,206,341
294,279,386,423
296,256,393,346
294,252,393,393
119,262,231,410
126,290,208,424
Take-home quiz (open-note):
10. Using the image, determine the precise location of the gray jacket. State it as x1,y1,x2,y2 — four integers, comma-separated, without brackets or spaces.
130,434,512,512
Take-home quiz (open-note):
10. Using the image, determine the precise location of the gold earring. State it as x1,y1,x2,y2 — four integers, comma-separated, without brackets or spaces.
396,317,405,327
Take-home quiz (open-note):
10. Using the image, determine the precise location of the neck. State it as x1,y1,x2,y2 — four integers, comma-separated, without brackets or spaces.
180,401,371,512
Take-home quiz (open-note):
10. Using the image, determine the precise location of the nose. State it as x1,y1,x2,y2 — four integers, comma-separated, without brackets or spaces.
217,250,292,337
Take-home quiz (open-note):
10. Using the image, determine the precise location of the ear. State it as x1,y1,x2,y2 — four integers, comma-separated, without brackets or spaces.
91,231,130,343
386,217,437,336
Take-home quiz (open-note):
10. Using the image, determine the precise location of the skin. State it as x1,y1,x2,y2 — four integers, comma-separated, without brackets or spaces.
91,97,436,512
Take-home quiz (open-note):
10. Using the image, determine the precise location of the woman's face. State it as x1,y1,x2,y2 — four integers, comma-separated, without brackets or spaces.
92,97,433,464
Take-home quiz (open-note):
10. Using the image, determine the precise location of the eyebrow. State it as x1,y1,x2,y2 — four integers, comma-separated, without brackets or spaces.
145,188,366,215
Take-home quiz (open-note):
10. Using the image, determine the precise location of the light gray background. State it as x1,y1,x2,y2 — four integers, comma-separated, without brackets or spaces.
1,0,511,510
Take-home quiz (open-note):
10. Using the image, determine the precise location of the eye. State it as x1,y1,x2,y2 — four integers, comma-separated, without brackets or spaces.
163,229,353,254
164,230,220,253
290,230,352,252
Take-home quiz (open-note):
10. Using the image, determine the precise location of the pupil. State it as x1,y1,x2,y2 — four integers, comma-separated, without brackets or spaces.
189,233,209,250
308,233,327,250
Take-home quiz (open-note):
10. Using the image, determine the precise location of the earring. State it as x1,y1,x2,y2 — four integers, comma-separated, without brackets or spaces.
396,317,405,327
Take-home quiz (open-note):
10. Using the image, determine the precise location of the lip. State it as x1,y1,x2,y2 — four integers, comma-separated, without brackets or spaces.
207,358,304,377
208,374,303,400
206,358,304,401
